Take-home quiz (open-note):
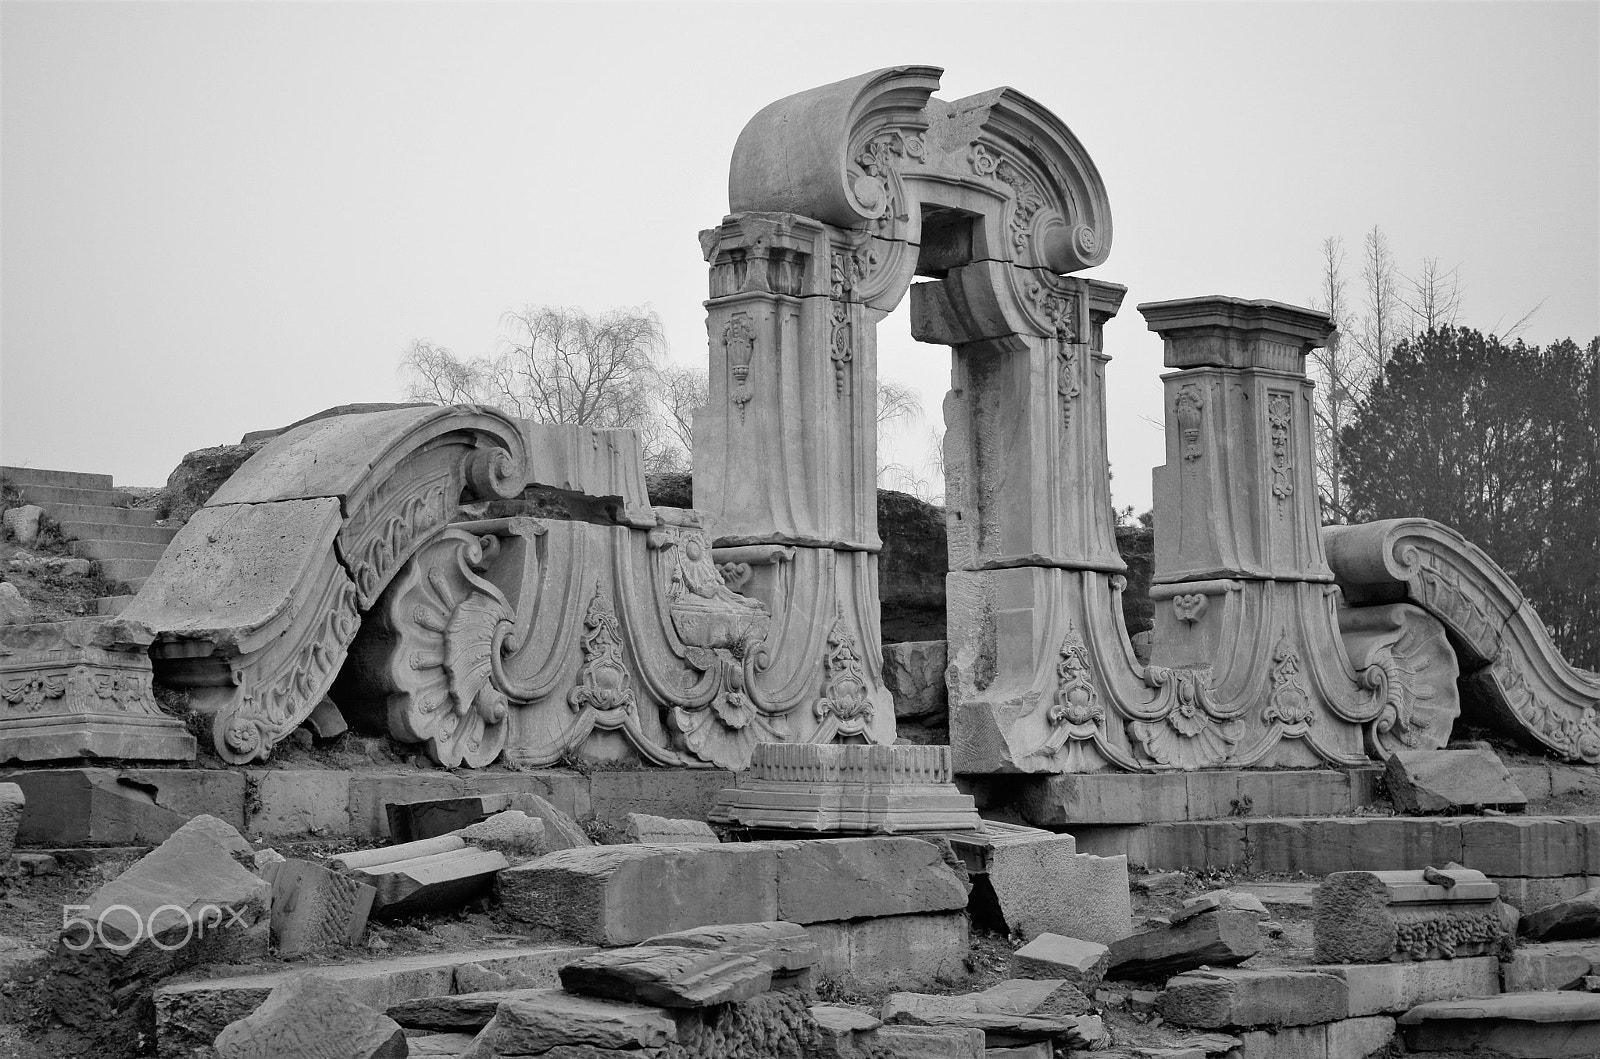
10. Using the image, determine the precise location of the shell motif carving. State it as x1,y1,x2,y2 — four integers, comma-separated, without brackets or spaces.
1131,666,1243,768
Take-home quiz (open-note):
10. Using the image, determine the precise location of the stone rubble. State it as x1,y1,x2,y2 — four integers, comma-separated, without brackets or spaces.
212,972,407,1059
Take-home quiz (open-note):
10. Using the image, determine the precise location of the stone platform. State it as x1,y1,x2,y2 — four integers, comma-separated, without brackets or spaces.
0,765,734,846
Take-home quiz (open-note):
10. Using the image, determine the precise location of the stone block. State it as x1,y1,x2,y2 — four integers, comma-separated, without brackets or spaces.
1019,771,1188,826
340,841,509,918
1141,821,1247,870
1523,885,1600,941
270,857,375,956
882,640,948,721
3,766,244,846
558,944,773,1007
1105,910,1262,981
1489,874,1595,912
711,743,981,833
345,771,590,840
388,797,493,843
498,842,787,945
0,782,21,854
1320,956,1500,1016
409,1033,476,1056
455,810,546,861
1503,941,1600,992
1324,1015,1396,1058
1066,824,1149,862
806,912,969,993
48,815,271,1049
516,791,592,851
212,972,406,1059
1170,889,1269,924
457,989,677,1054
1460,815,1580,877
153,945,591,1056
1159,967,1348,1029
246,769,352,837
388,987,561,1031
875,1024,985,1058
623,812,718,845
1320,816,1467,874
880,991,1081,1044
1386,747,1527,814
988,845,1130,945
587,768,735,828
1009,933,1110,989
974,977,1092,1017
0,618,194,763
1399,991,1600,1057
776,837,970,923
642,921,818,991
1313,868,1508,963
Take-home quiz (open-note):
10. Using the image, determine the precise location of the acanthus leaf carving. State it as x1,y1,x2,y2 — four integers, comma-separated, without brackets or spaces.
1263,629,1315,728
1131,666,1244,768
722,313,758,421
1267,392,1293,511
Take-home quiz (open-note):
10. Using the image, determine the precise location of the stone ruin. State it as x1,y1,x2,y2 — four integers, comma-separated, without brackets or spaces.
2,64,1600,1059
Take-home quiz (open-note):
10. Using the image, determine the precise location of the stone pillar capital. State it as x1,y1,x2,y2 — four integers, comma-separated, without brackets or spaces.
1137,296,1334,372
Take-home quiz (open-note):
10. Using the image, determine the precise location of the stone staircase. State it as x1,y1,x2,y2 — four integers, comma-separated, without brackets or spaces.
1,465,176,614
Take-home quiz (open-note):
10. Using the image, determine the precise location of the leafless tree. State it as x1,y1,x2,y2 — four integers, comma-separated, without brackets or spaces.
1356,225,1401,371
488,305,666,428
399,339,488,405
1403,257,1464,335
655,365,707,470
1308,236,1376,524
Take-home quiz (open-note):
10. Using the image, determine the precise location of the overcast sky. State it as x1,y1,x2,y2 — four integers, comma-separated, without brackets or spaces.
3,2,1596,516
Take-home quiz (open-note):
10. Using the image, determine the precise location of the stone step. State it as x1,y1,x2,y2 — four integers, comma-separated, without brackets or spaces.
70,538,170,562
1399,991,1600,1056
11,482,135,509
57,520,177,545
1069,814,1600,879
31,502,160,528
0,465,115,491
95,557,160,583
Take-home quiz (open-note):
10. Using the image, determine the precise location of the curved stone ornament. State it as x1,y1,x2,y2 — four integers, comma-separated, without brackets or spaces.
1336,602,1461,757
1325,518,1600,763
122,405,528,763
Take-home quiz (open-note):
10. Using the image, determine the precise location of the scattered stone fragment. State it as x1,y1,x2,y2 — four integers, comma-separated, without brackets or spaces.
1160,967,1348,1029
1009,933,1111,990
1399,991,1600,1056
389,988,570,1031
644,920,818,990
1169,889,1269,924
560,944,772,1007
48,813,271,1045
455,810,546,861
521,793,592,851
876,1024,986,1057
388,797,493,843
354,846,509,918
1314,868,1508,963
880,991,1084,1045
461,989,677,1055
1385,746,1527,814
882,640,948,721
623,812,719,845
303,694,349,740
0,580,35,624
15,851,58,875
974,977,1092,1017
1523,886,1600,942
408,1033,477,1057
213,973,407,1058
1106,910,1263,981
0,782,22,854
987,839,1132,944
270,857,376,956
2,506,43,547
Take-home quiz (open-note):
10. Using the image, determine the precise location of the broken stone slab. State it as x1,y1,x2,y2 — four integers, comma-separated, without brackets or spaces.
1230,1016,1395,1059
387,797,498,843
1318,956,1501,1017
342,843,509,918
881,991,1084,1044
643,920,818,990
154,944,593,1057
1385,746,1528,814
519,793,592,851
986,841,1131,945
408,1033,477,1057
1502,940,1600,992
1,765,245,845
1398,991,1600,1057
213,972,407,1058
806,912,970,994
1106,910,1263,981
876,1024,986,1057
0,782,21,855
709,742,982,833
0,618,195,763
1313,867,1509,963
882,639,948,721
457,989,678,1054
1170,889,1270,924
48,814,270,1047
775,836,971,923
1009,933,1110,990
623,812,719,845
559,944,773,1007
1159,967,1349,1029
389,987,573,1031
1522,885,1600,942
454,811,546,862
269,857,376,956
973,978,1092,1017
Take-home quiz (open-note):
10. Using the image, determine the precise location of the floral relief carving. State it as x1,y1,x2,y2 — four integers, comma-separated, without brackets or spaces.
968,143,1048,256
1263,630,1315,728
1268,393,1293,510
851,128,924,236
1,672,67,712
1172,593,1208,625
829,251,865,396
815,612,876,740
1131,666,1244,768
722,314,758,421
1175,385,1205,462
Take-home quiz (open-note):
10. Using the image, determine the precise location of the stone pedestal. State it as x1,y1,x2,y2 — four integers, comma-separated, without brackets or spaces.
0,619,194,762
708,743,981,833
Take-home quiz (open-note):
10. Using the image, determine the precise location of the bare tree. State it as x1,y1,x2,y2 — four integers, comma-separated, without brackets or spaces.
1356,225,1401,371
1403,257,1464,336
875,378,925,488
1308,236,1375,524
399,339,487,405
488,305,666,428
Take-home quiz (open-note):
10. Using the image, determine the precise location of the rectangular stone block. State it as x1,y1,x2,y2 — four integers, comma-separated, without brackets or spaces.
1233,770,1359,819
1459,816,1582,878
0,782,21,855
1018,772,1188,825
1501,941,1600,992
806,912,969,993
1160,967,1348,1029
346,770,591,839
1312,817,1465,874
1320,956,1500,1016
1491,875,1598,912
498,842,788,945
270,858,376,956
776,838,970,923
1386,748,1527,813
1139,821,1247,870
988,848,1130,946
875,1024,985,1058
1243,819,1310,875
587,769,735,828
1065,825,1148,863
1106,910,1263,980
1325,1015,1397,1058
1313,868,1507,964
246,769,353,837
3,767,244,846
